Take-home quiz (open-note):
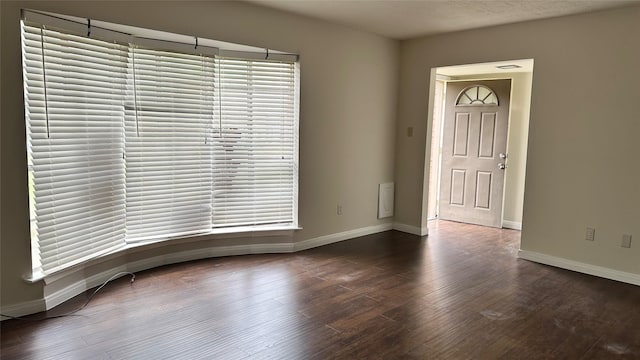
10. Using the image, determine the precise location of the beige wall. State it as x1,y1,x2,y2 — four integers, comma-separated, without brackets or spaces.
1,1,398,308
3,0,639,312
448,72,533,226
397,6,640,274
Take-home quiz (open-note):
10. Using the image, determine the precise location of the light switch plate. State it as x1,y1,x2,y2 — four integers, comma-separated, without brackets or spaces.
622,234,632,248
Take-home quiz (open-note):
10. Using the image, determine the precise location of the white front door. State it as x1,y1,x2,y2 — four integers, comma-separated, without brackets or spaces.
438,79,511,228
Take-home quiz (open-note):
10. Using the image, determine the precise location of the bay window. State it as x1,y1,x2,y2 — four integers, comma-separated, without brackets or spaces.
21,11,299,277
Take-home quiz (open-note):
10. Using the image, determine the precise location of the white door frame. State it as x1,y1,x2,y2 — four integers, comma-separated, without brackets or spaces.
422,60,534,233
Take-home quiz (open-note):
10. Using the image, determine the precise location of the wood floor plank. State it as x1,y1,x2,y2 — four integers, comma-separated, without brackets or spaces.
2,220,640,359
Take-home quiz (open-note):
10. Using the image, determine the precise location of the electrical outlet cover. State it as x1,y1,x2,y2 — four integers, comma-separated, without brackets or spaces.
585,227,595,241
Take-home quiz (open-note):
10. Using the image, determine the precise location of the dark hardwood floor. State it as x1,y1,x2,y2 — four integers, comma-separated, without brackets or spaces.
2,220,640,359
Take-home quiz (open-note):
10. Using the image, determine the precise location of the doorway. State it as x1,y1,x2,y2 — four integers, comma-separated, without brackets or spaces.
426,59,534,230
439,79,511,227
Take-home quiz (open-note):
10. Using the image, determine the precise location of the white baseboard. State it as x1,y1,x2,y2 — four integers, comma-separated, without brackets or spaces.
44,242,295,311
518,250,640,286
0,298,46,319
294,223,393,251
502,220,522,230
393,223,428,236
44,267,127,310
6,224,394,319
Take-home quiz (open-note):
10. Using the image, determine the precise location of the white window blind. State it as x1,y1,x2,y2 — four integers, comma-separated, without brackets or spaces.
22,15,299,276
22,23,128,274
213,58,299,227
125,47,214,241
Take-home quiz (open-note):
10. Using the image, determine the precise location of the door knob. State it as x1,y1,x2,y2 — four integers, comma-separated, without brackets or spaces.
499,153,507,160
498,163,506,170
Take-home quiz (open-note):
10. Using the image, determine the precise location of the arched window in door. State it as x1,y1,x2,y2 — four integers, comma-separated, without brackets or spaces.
455,85,499,106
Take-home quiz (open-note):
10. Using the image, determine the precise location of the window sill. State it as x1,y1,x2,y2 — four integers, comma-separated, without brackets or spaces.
24,224,302,284
126,224,302,246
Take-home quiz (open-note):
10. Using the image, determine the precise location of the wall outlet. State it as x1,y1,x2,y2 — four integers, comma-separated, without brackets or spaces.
622,234,632,248
585,227,595,241
337,205,342,216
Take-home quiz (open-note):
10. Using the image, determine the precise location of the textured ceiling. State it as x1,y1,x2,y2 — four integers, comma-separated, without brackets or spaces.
246,0,639,39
